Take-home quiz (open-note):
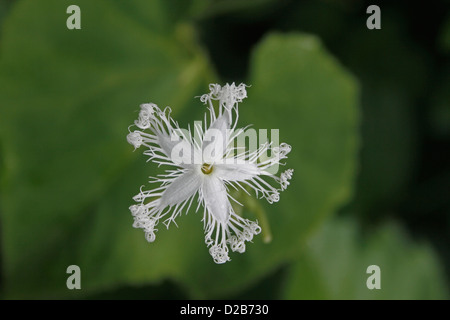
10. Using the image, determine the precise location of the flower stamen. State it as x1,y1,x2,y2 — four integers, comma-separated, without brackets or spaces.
201,163,214,175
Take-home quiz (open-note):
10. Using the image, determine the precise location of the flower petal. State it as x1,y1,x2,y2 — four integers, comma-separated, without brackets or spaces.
130,103,199,168
213,163,260,182
160,168,202,208
202,112,230,164
160,134,200,167
201,175,230,224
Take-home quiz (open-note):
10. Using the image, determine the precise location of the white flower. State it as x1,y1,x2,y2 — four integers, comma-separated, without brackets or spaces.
127,83,293,264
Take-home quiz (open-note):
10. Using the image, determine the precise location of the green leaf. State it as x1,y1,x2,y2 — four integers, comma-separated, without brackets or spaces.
283,217,449,299
172,33,359,298
0,0,211,298
0,1,359,299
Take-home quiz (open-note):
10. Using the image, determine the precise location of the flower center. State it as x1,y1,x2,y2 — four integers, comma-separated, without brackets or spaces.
201,163,213,175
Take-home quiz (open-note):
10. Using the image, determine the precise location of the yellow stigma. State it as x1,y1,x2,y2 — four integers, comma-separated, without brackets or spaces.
201,163,213,174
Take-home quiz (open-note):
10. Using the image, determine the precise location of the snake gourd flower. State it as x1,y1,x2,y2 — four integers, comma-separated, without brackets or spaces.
127,83,293,264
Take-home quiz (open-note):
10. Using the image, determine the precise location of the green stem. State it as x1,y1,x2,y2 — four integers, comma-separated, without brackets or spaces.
231,189,272,244
245,195,272,243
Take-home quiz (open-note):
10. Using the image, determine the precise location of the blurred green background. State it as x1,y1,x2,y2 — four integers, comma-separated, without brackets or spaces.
0,0,449,299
